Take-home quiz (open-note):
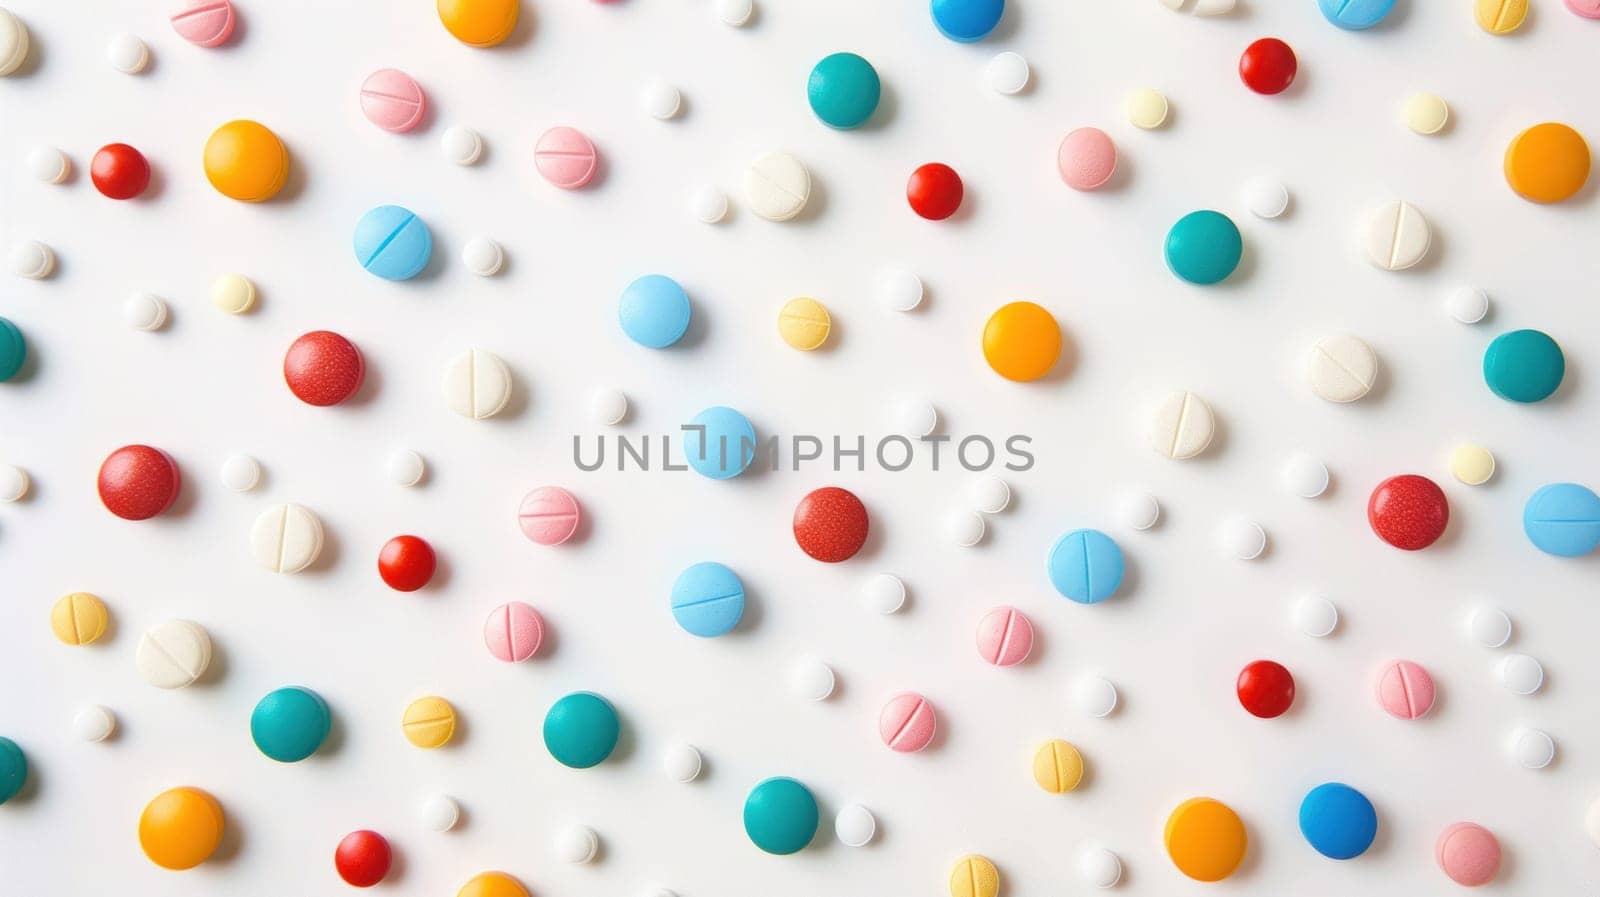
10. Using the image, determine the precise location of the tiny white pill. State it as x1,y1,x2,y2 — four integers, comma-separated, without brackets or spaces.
106,33,149,74
387,449,425,486
640,78,682,120
970,476,1011,514
1074,675,1118,719
27,146,69,183
442,348,513,420
1364,200,1431,271
1498,654,1544,696
946,510,986,547
862,573,906,615
419,794,460,831
1078,845,1123,888
1244,178,1290,219
590,388,628,426
1446,286,1489,324
790,656,835,701
0,463,30,502
985,52,1030,95
73,705,116,742
1467,607,1512,648
249,502,325,574
1306,333,1378,403
1221,518,1267,560
1281,453,1330,498
835,804,876,847
879,268,924,312
10,240,54,279
123,293,167,331
896,399,938,438
1294,595,1339,638
219,454,261,492
1149,390,1215,460
1118,492,1160,531
662,742,702,782
555,824,599,864
1509,727,1554,769
461,237,504,276
136,620,212,689
714,0,754,26
743,152,810,222
441,126,483,165
688,184,728,224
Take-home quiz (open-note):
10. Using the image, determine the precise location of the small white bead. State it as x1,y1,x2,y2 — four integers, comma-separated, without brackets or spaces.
985,52,1030,95
1293,595,1339,638
590,388,628,426
1078,845,1123,888
640,78,682,120
946,510,986,547
1498,654,1544,695
123,293,167,331
73,705,116,742
555,824,599,864
1467,607,1512,648
461,237,504,276
419,794,460,831
9,240,53,279
688,185,728,224
969,476,1011,514
1221,518,1267,560
441,126,483,165
714,0,754,26
27,146,69,184
1447,287,1489,324
1281,453,1329,498
1118,492,1160,531
219,454,261,492
1509,727,1555,769
896,399,938,438
790,656,835,701
862,573,906,615
106,33,149,74
879,268,923,312
1244,178,1290,219
0,463,30,502
387,449,425,487
1074,675,1118,718
834,804,877,847
662,742,702,782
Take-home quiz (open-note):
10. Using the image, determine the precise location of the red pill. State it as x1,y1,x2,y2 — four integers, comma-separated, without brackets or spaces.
334,829,391,888
793,486,869,563
97,444,180,520
378,535,436,592
91,143,152,199
1236,660,1295,718
907,162,964,221
1368,474,1449,551
1238,38,1297,96
284,331,365,406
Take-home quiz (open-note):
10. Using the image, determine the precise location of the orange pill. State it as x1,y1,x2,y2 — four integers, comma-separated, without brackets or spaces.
1504,123,1591,204
457,871,531,897
138,786,225,870
982,301,1062,382
203,120,289,202
1165,797,1248,882
437,0,520,47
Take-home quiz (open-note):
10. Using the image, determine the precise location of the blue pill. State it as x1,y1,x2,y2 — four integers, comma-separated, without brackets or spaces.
1165,210,1242,285
1299,782,1378,860
0,317,25,382
1483,329,1564,403
743,776,819,855
1317,0,1396,30
0,736,26,805
250,686,331,763
543,691,620,769
619,274,692,349
930,0,1004,42
672,562,745,637
684,406,757,480
1047,528,1124,604
353,204,432,281
807,52,880,130
1523,483,1600,557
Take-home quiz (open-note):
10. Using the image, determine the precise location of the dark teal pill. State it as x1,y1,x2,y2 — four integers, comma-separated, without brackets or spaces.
250,686,331,763
1164,210,1243,285
743,776,819,855
543,692,620,769
807,53,881,130
1483,329,1564,403
0,737,26,804
0,317,26,382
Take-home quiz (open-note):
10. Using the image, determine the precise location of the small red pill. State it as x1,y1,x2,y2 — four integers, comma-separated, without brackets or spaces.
334,829,391,888
793,486,869,563
1236,660,1296,719
97,444,181,520
378,535,436,592
91,143,152,199
907,162,964,221
284,331,365,406
1368,474,1449,551
1239,37,1297,96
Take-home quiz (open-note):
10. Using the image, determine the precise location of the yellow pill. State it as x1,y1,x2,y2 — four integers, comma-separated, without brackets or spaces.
438,0,520,47
1126,88,1169,130
1031,739,1084,794
778,297,831,351
403,696,457,749
1450,444,1496,486
51,592,108,646
982,301,1062,382
211,273,256,314
1504,122,1591,204
457,871,530,897
1475,0,1528,33
949,854,999,897
1165,797,1248,882
203,120,289,202
1402,93,1449,135
139,786,225,870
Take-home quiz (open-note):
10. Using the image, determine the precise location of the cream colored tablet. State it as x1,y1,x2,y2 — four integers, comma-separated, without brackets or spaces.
1306,333,1378,402
0,463,29,502
0,8,30,77
1126,88,1168,129
1149,390,1215,460
250,502,325,573
743,152,811,222
137,620,213,689
1403,93,1449,135
1450,444,1495,485
211,273,256,314
442,348,512,419
1364,200,1430,270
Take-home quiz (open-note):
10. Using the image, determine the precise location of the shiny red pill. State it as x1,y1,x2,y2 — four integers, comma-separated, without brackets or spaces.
378,535,436,592
793,486,869,563
97,444,180,520
1239,37,1297,95
907,162,964,221
1236,659,1296,718
90,143,152,199
284,330,365,406
1368,474,1449,551
334,829,391,888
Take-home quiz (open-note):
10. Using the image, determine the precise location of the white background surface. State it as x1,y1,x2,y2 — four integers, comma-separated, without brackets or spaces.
2,0,1599,894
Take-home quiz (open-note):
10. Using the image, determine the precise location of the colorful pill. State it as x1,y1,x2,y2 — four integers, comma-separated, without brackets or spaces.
203,120,288,202
949,854,999,897
378,535,436,591
98,444,180,520
456,872,530,897
975,605,1033,666
517,486,582,545
1367,474,1448,550
1436,822,1501,886
1238,37,1296,95
879,691,936,751
170,1,236,47
778,297,831,350
1299,783,1378,860
534,126,598,189
1165,797,1247,881
1165,210,1241,284
982,301,1061,381
1475,0,1528,33
353,205,432,280
0,737,26,804
907,162,964,220
1047,528,1124,604
483,601,544,662
686,406,757,480
671,561,745,637
1057,127,1116,190
807,52,880,129
1317,0,1395,29
1523,483,1600,557
1236,660,1295,718
360,69,426,133
0,317,23,381
51,592,108,645
743,777,819,855
250,686,331,763
1031,739,1083,793
139,786,224,870
284,330,364,406
1483,328,1564,403
91,143,150,200
1376,659,1435,719
335,829,392,888
402,696,457,749
930,0,1005,42
437,0,520,47
1504,123,1590,203
619,274,692,348
543,692,620,768
793,486,869,562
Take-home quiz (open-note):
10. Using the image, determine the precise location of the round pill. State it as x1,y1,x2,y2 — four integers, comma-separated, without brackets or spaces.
1048,529,1124,604
535,126,598,189
1239,38,1296,95
203,120,289,202
1318,0,1395,27
714,0,754,25
0,8,27,76
585,388,627,425
790,656,836,701
640,78,681,120
517,485,581,545
1032,739,1084,793
92,143,150,200
1476,0,1528,32
10,239,54,279
807,52,880,130
946,510,985,547
779,297,831,350
687,185,728,223
171,1,236,47
1294,595,1339,637
437,0,519,46
1483,329,1564,403
1221,519,1267,560
1237,660,1295,718
139,787,224,870
1079,846,1122,888
1165,211,1241,284
931,0,1004,41
284,331,363,406
1449,444,1495,486
462,237,504,276
619,274,692,348
441,126,484,164
51,592,108,645
456,872,530,897
1282,454,1330,498
388,449,425,486
250,686,331,762
123,292,168,331
1164,797,1247,881
74,704,116,742
250,502,325,573
1446,286,1490,324
1299,783,1377,860
1149,390,1215,459
862,572,907,614
1435,822,1500,886
361,69,426,133
419,794,460,831
379,535,436,591
743,777,819,855
880,268,924,311
544,692,619,768
0,317,23,381
1074,675,1119,718
98,444,180,520
662,742,702,782
1403,93,1449,135
879,692,936,751
0,462,27,502
976,605,1033,666
671,561,745,637
895,396,935,434
0,738,23,804
1363,200,1431,271
970,476,1010,514
1498,653,1544,695
834,804,875,847
555,824,599,864
1467,607,1512,648
1523,483,1600,557
1368,474,1449,551
219,452,261,493
402,696,456,749
907,162,964,220
793,486,869,562
744,152,811,221
982,301,1061,381
442,348,513,420
1057,127,1117,191
1119,492,1161,530
354,205,431,280
483,601,544,662
1306,333,1378,403
211,273,256,313
1126,88,1168,128
1243,178,1290,219
335,830,392,887
986,51,1029,94
1569,0,1600,16
1509,727,1555,768
949,855,999,897
136,620,212,689
27,146,69,183
107,33,149,73
1376,659,1435,719
685,406,757,479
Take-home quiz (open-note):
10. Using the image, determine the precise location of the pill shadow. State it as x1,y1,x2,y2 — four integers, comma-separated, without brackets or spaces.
4,335,41,384
384,846,409,885
1542,355,1579,407
319,709,348,756
1034,326,1079,384
139,164,169,202
269,144,309,203
195,635,229,687
791,174,829,225
856,80,898,133
211,808,245,864
305,520,341,574
497,5,539,49
1231,817,1262,878
344,360,383,407
734,583,763,633
674,301,711,350
10,27,42,77
1100,152,1134,193
534,612,560,661
608,717,636,765
989,1,1023,40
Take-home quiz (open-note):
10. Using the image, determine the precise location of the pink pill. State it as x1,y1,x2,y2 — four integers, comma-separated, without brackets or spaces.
170,0,236,47
878,692,936,753
1376,660,1435,720
1436,822,1501,886
1566,0,1600,18
360,69,426,133
975,605,1033,667
518,486,582,545
535,126,599,190
483,601,545,663
1056,127,1117,191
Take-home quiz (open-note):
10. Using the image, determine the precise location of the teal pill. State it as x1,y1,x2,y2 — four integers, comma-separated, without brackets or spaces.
250,686,331,763
543,692,620,769
743,777,819,855
1483,329,1564,403
353,204,432,281
1164,210,1243,285
807,53,881,130
0,317,26,382
0,737,26,804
